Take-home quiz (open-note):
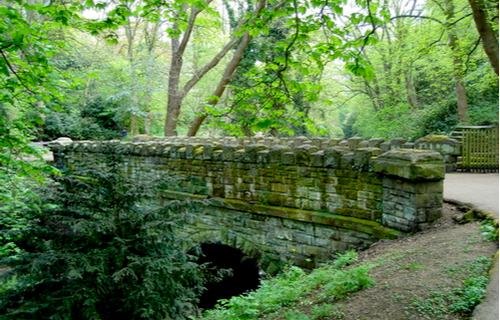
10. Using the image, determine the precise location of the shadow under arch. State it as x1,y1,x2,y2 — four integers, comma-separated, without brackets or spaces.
195,242,261,310
187,227,289,309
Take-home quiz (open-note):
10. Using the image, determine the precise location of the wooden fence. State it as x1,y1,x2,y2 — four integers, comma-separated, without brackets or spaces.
453,126,499,172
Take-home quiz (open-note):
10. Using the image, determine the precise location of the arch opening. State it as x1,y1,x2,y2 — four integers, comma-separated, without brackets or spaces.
196,243,261,310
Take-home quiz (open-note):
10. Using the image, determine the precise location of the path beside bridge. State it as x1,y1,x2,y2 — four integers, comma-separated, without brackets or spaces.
444,172,499,320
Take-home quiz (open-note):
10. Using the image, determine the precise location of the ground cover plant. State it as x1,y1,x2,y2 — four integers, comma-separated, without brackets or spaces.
0,156,209,320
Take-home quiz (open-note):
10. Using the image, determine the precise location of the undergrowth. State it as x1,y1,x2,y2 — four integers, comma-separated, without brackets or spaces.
480,219,499,242
409,256,493,319
200,251,374,320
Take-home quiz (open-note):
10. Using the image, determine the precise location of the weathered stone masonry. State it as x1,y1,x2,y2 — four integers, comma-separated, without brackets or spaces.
49,136,445,271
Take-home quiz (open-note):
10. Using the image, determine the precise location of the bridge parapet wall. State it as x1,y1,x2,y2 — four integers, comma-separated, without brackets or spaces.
50,137,445,233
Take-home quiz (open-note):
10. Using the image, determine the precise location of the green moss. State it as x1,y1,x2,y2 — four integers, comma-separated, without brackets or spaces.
161,190,402,239
419,135,452,142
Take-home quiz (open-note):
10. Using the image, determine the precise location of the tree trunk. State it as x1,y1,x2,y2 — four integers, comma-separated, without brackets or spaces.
187,31,254,136
467,0,499,75
164,4,201,136
144,21,161,135
455,77,468,121
446,0,469,122
125,19,140,136
405,72,418,109
164,29,183,137
187,0,268,136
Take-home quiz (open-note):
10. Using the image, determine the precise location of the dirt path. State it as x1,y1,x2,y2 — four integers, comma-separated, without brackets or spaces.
275,203,499,320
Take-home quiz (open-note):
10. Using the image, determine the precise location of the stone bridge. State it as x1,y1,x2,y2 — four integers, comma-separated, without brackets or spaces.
49,136,445,274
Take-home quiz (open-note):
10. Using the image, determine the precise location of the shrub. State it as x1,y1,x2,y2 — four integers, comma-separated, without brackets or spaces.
0,156,206,319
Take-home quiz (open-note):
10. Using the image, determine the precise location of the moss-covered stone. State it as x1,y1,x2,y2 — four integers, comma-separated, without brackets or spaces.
374,149,445,181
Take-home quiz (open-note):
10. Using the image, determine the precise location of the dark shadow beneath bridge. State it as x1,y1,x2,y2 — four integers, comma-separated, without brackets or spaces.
196,243,260,310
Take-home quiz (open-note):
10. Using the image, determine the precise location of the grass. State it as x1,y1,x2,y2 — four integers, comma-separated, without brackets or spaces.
200,251,374,320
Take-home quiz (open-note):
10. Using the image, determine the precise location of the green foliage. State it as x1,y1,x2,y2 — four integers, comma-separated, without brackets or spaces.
0,106,59,257
0,173,44,258
281,304,345,320
410,256,493,319
202,251,373,320
42,111,119,141
333,0,498,140
416,102,459,137
0,157,206,319
466,74,499,126
349,103,422,139
479,219,499,242
311,304,345,319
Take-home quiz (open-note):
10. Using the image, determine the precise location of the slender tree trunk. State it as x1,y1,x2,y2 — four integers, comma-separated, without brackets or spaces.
187,0,268,136
144,21,161,135
163,0,278,136
405,72,418,108
187,32,254,136
164,26,183,136
125,19,140,136
467,0,499,75
163,4,211,136
450,32,468,122
446,0,469,122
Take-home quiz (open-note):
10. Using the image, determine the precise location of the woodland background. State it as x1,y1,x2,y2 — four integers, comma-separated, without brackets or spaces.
1,0,498,144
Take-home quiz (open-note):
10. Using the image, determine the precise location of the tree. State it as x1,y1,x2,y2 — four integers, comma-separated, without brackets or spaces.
0,0,71,242
467,0,499,75
330,0,498,139
0,156,206,319
164,0,272,136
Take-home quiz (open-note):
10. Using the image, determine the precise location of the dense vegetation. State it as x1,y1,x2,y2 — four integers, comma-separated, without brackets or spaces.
1,0,497,142
0,0,497,318
0,157,207,319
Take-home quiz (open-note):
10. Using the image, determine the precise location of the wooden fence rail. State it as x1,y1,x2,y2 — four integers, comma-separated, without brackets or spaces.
456,126,499,173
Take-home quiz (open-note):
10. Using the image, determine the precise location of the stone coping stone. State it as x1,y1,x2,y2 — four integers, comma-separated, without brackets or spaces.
374,149,445,181
160,190,401,240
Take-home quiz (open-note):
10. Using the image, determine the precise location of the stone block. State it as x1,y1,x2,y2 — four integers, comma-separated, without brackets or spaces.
271,183,288,193
358,140,369,148
257,150,270,164
340,153,354,169
365,138,382,148
380,142,391,152
269,145,293,164
311,151,324,167
294,145,319,165
292,231,313,245
390,138,408,149
244,144,268,163
348,137,364,151
326,139,343,147
282,152,296,165
374,149,445,181
354,148,383,170
233,148,247,162
304,245,323,256
402,142,414,149
414,135,461,155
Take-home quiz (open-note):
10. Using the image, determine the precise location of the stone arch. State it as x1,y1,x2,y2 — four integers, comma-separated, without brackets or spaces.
189,229,271,310
188,228,285,276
